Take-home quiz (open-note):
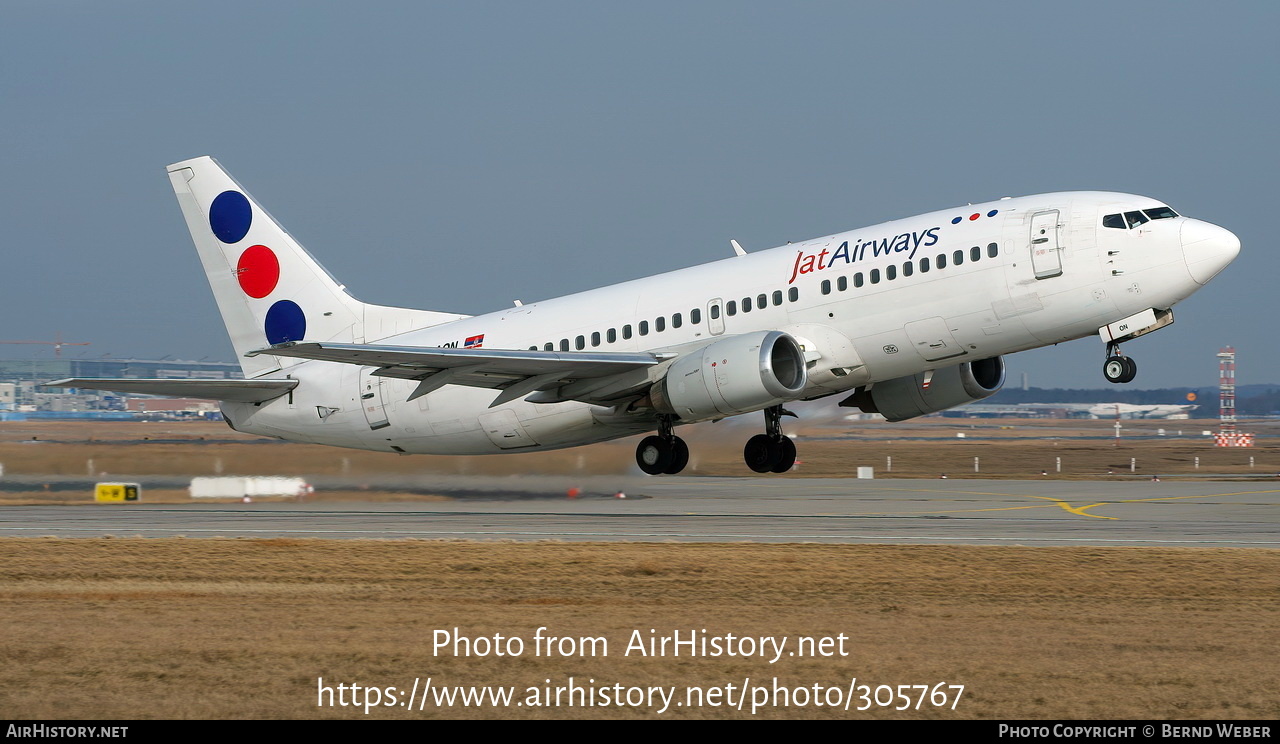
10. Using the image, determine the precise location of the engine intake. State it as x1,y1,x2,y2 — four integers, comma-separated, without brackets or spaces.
841,356,1005,421
651,330,808,421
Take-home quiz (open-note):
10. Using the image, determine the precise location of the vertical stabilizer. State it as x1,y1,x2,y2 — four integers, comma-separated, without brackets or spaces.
166,157,466,377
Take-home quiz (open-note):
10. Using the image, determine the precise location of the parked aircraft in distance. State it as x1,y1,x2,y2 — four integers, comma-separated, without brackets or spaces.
53,157,1240,473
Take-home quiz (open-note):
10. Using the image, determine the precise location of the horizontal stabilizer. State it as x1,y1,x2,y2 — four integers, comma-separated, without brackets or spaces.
250,342,673,403
46,378,298,403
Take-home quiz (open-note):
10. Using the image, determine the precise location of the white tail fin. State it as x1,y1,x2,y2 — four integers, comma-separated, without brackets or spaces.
166,156,467,377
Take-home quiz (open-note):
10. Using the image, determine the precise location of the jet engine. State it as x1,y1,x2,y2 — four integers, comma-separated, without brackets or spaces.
840,357,1005,422
650,330,808,421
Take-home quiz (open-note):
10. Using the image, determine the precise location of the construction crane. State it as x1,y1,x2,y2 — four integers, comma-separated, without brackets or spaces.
0,332,90,357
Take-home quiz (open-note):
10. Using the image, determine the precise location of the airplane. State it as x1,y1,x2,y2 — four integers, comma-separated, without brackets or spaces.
52,157,1240,474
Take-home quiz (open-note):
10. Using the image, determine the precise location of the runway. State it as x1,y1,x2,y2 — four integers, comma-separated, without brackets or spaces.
3,476,1278,546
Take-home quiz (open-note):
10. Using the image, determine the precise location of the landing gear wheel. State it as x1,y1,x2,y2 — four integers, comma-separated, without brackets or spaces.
769,436,797,473
1103,355,1137,384
636,435,673,475
663,437,689,475
744,434,776,473
744,405,802,474
1120,356,1137,383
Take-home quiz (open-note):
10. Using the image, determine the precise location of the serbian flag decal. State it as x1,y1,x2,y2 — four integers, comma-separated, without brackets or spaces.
464,334,485,349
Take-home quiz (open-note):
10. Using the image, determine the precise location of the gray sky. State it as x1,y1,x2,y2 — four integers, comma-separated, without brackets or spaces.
2,1,1275,389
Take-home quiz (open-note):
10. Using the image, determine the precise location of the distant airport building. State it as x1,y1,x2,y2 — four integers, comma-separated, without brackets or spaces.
0,358,238,418
0,358,240,383
945,402,1195,419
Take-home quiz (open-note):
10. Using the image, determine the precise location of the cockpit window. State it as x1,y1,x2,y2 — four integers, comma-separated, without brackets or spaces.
1142,206,1178,220
1106,207,1178,229
1124,210,1150,228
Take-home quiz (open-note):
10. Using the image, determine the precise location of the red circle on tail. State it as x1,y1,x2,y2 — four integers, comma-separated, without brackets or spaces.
236,245,280,298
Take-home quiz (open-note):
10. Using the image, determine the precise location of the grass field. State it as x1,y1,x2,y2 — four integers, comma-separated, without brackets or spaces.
0,420,1276,719
1,419,1277,489
1,538,1277,719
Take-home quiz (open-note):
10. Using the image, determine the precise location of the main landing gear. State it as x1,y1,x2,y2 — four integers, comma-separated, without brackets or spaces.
1102,342,1138,384
743,405,798,474
636,407,801,476
635,415,689,475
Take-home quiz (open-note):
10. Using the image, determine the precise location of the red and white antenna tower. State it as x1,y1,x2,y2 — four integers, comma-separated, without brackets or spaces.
1215,346,1253,447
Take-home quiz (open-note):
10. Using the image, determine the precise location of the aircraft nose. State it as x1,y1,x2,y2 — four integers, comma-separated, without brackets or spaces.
1181,219,1240,285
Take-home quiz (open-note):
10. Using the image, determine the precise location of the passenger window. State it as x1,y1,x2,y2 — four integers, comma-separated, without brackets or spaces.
774,290,785,305
672,313,682,329
854,273,864,288
886,264,897,280
639,321,649,336
726,301,737,316
576,335,585,350
971,246,981,262
591,332,600,347
937,253,947,269
742,297,752,313
691,308,701,324
837,276,848,291
870,268,881,284
710,305,720,320
987,242,998,258
529,346,537,350
655,317,666,332
607,328,616,343
953,249,964,266
1103,214,1126,229
1124,210,1150,228
821,279,831,295
920,256,930,273
903,261,914,277
544,342,554,351
560,339,569,351
623,324,633,339
758,293,768,308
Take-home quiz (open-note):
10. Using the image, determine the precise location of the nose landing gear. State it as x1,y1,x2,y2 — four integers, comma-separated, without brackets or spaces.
1103,343,1138,384
744,405,798,473
635,415,689,475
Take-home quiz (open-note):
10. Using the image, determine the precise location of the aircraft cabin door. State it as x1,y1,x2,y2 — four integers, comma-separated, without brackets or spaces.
359,369,390,430
1030,210,1063,279
707,298,726,336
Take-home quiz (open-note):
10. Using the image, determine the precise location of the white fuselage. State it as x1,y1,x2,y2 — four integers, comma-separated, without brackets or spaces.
222,191,1235,454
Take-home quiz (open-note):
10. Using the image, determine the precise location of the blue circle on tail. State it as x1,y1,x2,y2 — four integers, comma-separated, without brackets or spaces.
265,300,306,345
210,191,252,243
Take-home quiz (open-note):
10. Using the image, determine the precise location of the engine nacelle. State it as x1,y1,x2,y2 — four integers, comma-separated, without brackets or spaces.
651,330,808,421
840,357,1005,422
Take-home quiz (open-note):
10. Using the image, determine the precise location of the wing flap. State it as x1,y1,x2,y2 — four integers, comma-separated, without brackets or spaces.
46,378,298,403
248,341,675,404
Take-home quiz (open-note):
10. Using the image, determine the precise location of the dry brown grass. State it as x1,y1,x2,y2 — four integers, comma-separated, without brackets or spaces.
2,419,1278,489
0,538,1276,720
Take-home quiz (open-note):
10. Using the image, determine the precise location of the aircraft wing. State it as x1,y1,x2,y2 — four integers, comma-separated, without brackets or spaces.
46,378,298,403
249,341,675,406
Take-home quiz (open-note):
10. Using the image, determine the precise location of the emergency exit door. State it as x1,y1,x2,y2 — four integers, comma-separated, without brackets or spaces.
359,369,390,430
